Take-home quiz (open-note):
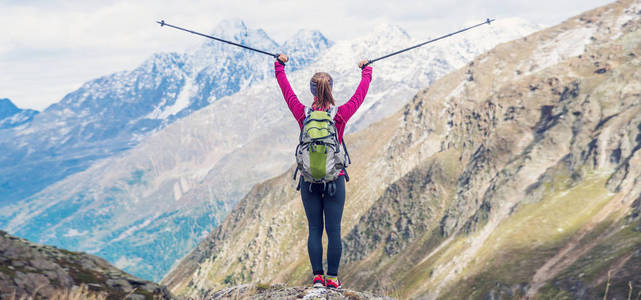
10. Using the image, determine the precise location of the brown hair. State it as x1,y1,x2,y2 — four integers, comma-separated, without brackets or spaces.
311,72,335,110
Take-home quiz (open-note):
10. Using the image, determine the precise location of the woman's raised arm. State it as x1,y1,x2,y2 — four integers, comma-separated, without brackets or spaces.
274,54,305,125
337,60,372,123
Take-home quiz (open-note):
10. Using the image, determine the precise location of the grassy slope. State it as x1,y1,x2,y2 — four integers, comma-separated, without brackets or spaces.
436,172,641,299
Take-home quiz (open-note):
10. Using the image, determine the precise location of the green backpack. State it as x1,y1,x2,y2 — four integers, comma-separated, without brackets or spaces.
294,107,350,189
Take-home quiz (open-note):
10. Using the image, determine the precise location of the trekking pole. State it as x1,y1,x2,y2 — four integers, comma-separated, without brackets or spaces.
157,20,280,59
361,18,495,69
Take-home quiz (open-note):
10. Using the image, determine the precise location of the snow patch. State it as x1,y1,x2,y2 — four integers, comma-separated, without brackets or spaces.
447,81,467,100
612,1,641,39
115,255,143,270
112,217,154,242
524,26,596,74
146,77,194,120
63,228,87,237
174,181,182,201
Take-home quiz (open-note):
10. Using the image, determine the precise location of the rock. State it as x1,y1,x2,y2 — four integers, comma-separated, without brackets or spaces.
11,260,24,267
141,282,159,292
106,278,133,292
125,294,146,300
13,271,26,287
201,285,392,300
25,272,50,288
79,258,97,270
30,258,57,270
0,232,175,299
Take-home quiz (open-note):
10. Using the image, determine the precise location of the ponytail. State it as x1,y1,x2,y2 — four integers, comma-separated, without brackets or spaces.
310,72,335,110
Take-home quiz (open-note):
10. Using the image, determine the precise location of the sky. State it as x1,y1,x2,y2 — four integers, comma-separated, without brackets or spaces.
0,0,615,111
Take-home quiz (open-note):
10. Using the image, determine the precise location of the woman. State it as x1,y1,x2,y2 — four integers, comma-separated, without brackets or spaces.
274,53,372,289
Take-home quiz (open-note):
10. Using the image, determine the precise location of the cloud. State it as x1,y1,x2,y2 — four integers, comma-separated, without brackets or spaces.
0,0,614,110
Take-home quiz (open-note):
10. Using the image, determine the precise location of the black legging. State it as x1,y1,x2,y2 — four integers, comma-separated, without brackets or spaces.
300,176,346,276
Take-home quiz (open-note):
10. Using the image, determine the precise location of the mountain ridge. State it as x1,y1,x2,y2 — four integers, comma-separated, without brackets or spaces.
0,98,38,129
0,19,332,204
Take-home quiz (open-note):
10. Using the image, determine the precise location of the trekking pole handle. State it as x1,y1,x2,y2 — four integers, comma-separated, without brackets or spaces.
276,53,287,66
359,59,371,70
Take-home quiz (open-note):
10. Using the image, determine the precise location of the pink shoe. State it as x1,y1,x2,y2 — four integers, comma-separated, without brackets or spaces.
326,277,342,289
313,275,325,288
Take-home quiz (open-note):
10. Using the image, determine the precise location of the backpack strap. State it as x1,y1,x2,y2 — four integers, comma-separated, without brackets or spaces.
328,107,338,119
299,106,313,142
303,106,314,121
342,168,350,182
296,175,302,191
342,140,351,164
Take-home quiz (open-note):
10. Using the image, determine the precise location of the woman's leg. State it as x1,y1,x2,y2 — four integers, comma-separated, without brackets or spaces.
323,176,346,276
300,180,325,275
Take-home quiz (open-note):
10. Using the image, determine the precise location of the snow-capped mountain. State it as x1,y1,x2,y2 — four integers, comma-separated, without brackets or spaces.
0,19,331,204
0,18,540,282
0,98,38,129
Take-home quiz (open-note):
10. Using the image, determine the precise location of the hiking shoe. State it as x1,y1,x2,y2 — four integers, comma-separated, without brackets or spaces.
326,277,342,289
312,275,325,288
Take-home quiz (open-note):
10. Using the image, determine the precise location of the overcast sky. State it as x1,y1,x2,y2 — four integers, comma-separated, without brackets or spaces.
0,0,614,111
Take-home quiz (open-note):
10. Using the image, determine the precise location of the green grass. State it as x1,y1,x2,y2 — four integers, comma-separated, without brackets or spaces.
223,274,235,285
254,282,271,292
537,284,574,299
553,222,641,298
474,173,613,262
435,172,619,298
399,233,468,298
69,268,103,284
57,248,80,256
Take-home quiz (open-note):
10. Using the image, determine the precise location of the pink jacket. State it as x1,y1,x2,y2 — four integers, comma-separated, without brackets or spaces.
274,61,373,145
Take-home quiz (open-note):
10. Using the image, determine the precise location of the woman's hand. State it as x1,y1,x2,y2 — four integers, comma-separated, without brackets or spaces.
278,54,289,64
358,59,369,69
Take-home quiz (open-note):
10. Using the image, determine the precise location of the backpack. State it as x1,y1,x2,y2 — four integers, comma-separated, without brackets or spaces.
293,107,351,190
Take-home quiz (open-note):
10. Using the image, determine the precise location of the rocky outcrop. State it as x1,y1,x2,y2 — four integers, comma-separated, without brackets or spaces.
164,0,641,299
342,158,456,265
0,231,173,300
200,284,393,300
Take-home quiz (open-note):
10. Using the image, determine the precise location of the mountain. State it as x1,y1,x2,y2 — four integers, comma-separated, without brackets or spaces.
0,19,331,204
0,231,172,299
162,0,641,299
0,98,38,129
0,19,539,282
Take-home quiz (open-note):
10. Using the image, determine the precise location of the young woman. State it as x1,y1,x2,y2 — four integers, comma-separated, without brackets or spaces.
274,53,372,289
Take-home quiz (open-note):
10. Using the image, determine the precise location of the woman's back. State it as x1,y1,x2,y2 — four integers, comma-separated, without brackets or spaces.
273,53,372,289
